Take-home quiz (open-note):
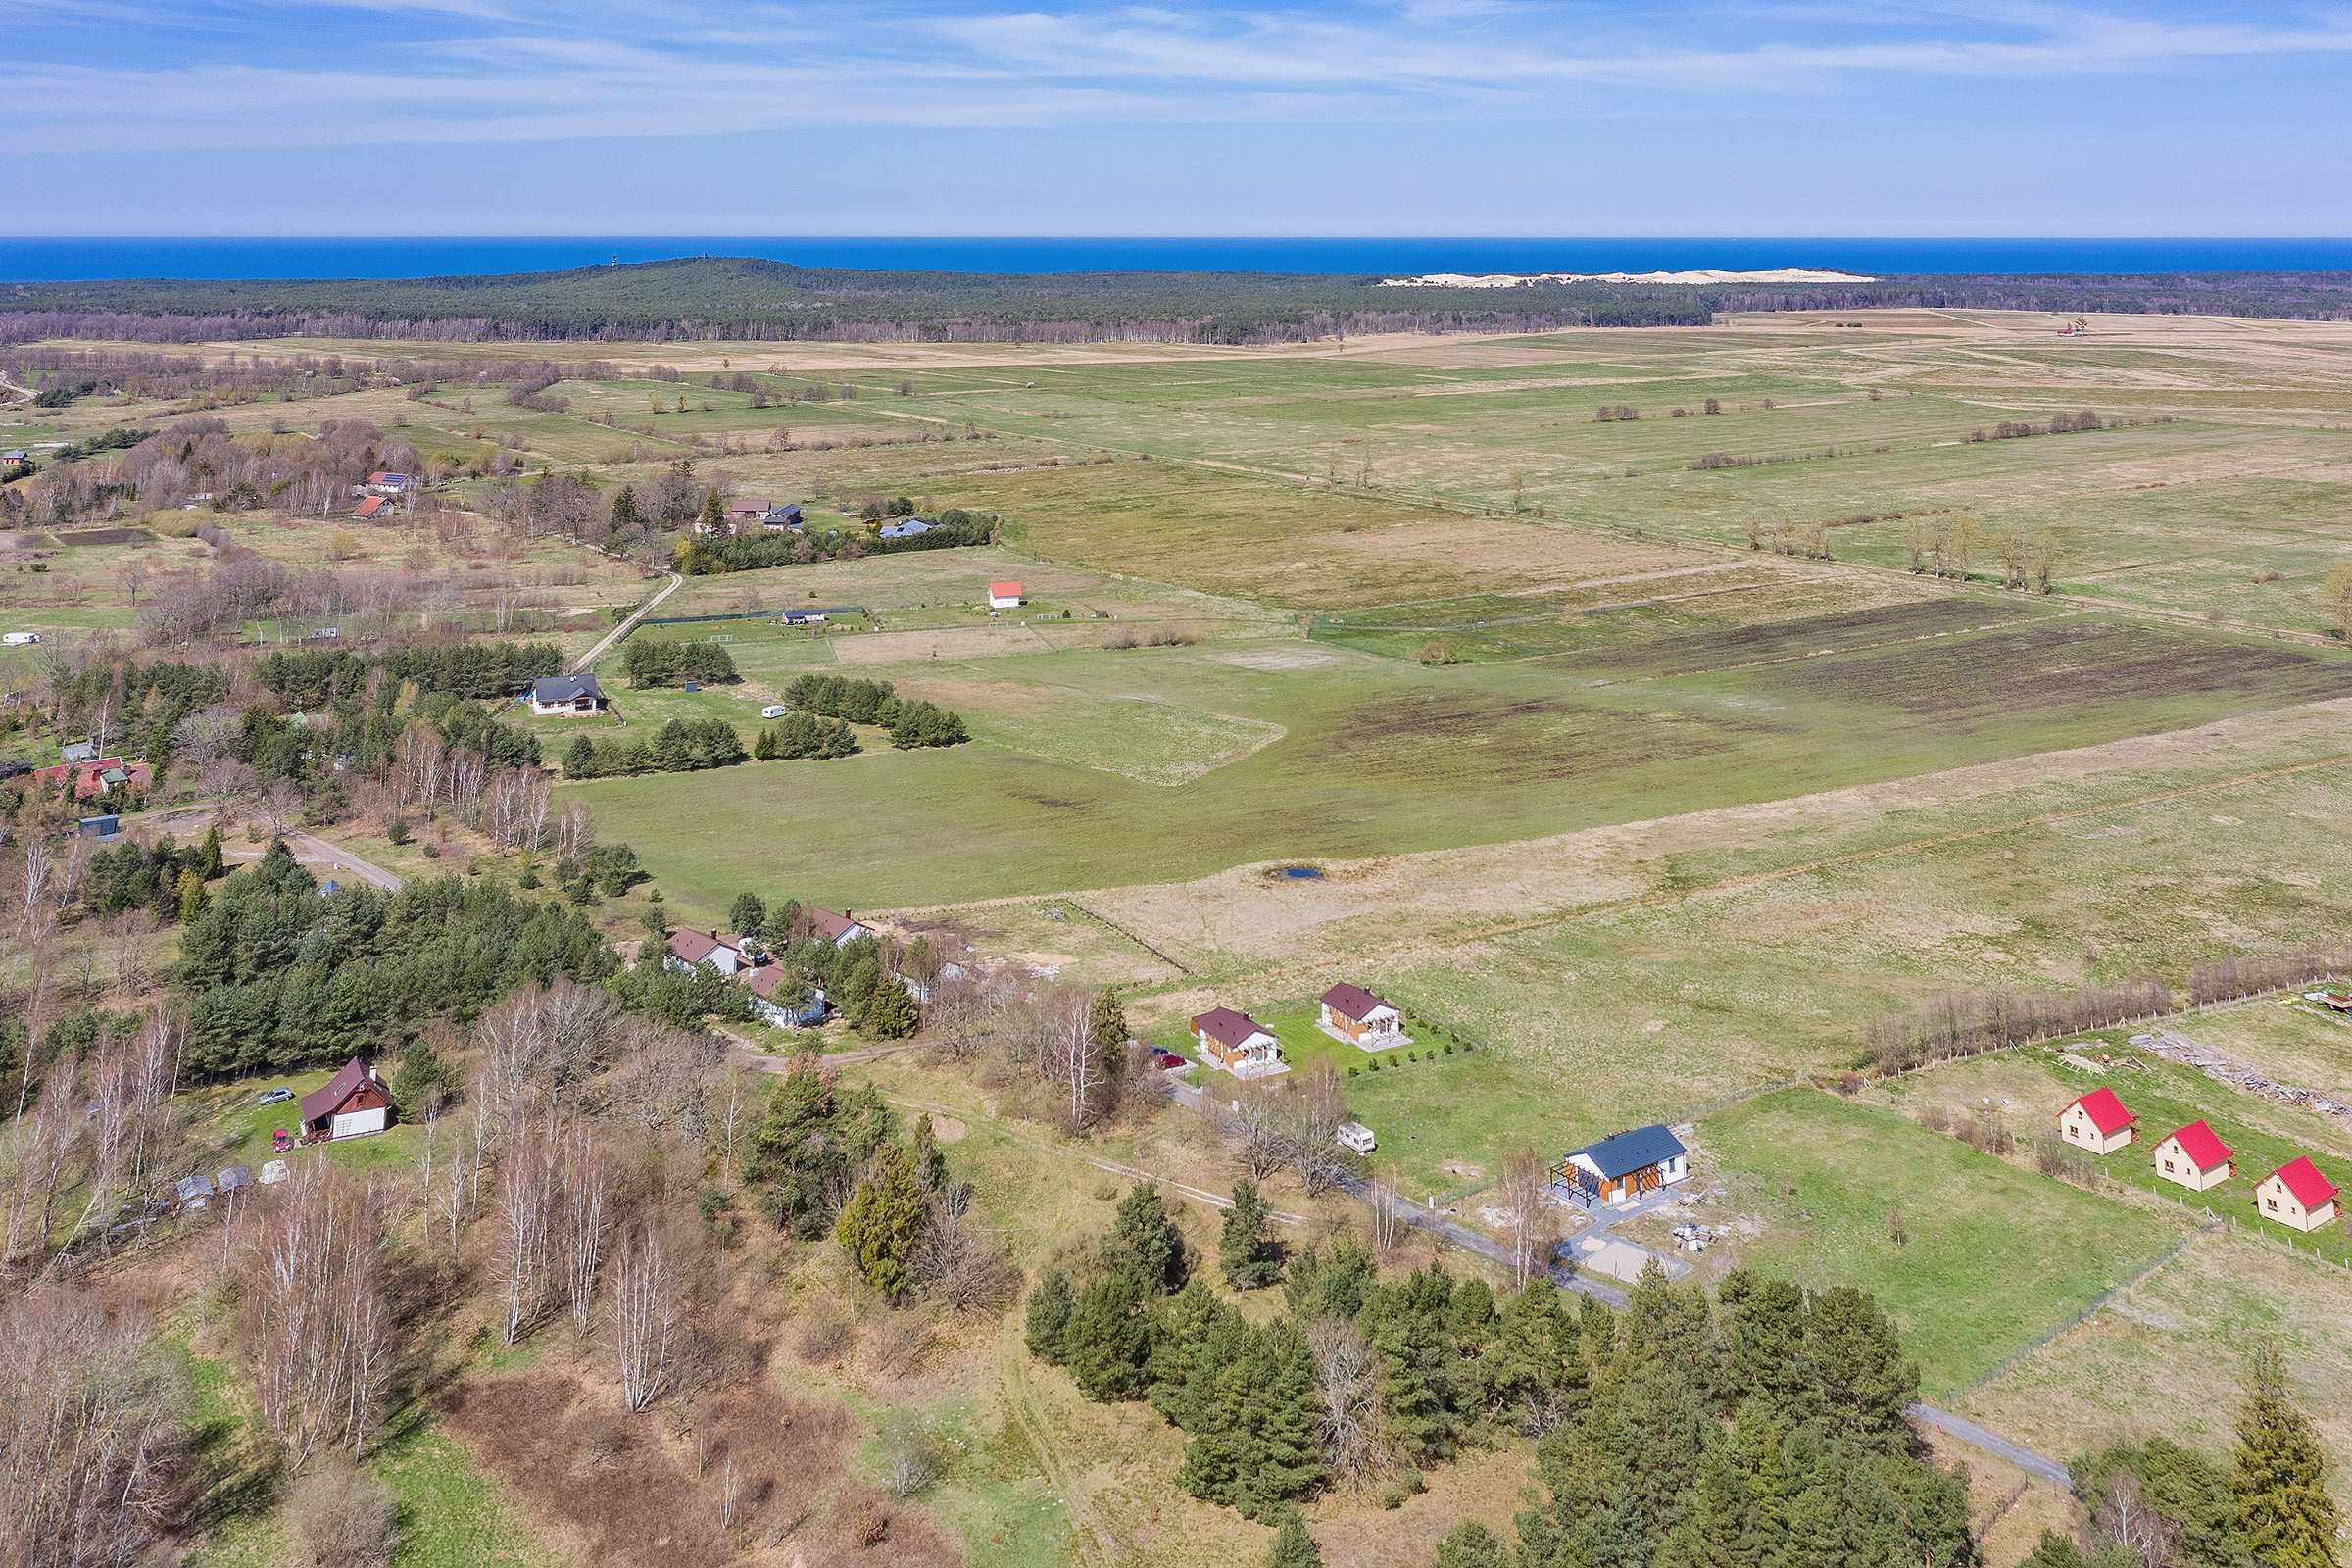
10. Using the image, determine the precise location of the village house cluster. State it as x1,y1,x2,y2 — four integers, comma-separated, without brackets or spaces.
663,906,902,1028
2058,1086,2340,1232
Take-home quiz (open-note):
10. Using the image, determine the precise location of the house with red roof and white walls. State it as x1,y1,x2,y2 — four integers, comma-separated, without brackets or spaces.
2056,1087,2137,1154
2254,1156,2338,1233
2151,1120,2233,1193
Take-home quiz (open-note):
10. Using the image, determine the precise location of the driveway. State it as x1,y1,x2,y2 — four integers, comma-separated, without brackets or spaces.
130,807,405,892
571,571,682,673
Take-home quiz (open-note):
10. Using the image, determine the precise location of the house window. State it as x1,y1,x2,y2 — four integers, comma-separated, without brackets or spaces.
2265,1198,2278,1211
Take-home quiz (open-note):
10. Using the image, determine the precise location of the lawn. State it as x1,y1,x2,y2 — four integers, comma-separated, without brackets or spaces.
184,1067,424,1178
1702,1087,2190,1398
1886,1037,2352,1267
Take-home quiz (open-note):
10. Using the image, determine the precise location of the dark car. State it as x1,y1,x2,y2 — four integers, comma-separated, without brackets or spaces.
255,1087,296,1106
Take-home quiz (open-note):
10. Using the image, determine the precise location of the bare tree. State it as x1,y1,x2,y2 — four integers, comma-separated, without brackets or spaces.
1368,1165,1404,1251
557,1121,609,1337
1308,1316,1391,1493
0,1285,189,1568
2094,1472,2178,1568
242,1162,394,1471
1496,1148,1558,1289
612,1222,681,1412
495,1116,560,1345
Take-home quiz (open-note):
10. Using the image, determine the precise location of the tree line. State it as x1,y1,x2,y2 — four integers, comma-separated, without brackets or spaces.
677,509,995,574
619,638,738,689
257,641,565,705
560,717,745,779
780,674,968,748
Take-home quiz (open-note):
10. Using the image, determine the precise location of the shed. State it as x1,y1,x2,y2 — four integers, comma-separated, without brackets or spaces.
988,580,1025,609
174,1172,215,1209
2153,1120,2233,1192
76,814,120,839
300,1057,393,1142
2255,1156,2338,1233
2057,1087,2137,1155
1561,1124,1689,1206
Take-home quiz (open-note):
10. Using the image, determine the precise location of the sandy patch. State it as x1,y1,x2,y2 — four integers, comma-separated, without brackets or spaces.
1212,647,1344,672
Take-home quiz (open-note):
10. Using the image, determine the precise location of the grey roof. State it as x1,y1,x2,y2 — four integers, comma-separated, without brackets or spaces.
878,518,932,539
60,740,96,762
531,673,604,704
1567,1124,1686,1180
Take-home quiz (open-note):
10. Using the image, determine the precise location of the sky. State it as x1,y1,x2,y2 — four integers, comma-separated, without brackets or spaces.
8,0,2351,235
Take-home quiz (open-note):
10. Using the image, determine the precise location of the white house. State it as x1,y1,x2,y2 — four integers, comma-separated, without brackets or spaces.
2152,1120,2233,1193
1189,1006,1284,1079
1318,982,1405,1047
667,928,746,977
988,580,1025,610
808,908,872,948
2057,1087,2137,1154
745,965,829,1028
2255,1157,2339,1233
1561,1125,1688,1207
527,673,607,716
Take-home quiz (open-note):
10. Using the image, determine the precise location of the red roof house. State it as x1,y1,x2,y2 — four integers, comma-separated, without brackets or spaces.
988,580,1025,608
300,1058,392,1142
1189,1007,1281,1079
807,908,872,947
2153,1120,2233,1192
353,495,390,519
1318,982,1404,1046
2256,1156,2339,1233
666,927,745,976
27,757,153,801
2057,1087,2136,1154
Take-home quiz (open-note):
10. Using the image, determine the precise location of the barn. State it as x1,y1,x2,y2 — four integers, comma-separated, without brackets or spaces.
2057,1087,2137,1154
300,1058,394,1143
2152,1120,2233,1192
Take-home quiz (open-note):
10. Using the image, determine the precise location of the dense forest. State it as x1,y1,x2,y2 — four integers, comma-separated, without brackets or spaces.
6,258,2352,346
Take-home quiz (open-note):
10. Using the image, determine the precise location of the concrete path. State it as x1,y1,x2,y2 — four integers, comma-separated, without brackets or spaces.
571,570,682,673
1908,1404,2073,1488
132,807,405,892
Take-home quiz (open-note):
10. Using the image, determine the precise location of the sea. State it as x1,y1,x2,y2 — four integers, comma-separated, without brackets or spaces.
4,236,2351,283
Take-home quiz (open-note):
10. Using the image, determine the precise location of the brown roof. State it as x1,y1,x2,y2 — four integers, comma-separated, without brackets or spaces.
744,964,791,1000
300,1057,374,1123
808,908,864,942
1320,982,1393,1022
1191,1007,1270,1050
668,928,731,965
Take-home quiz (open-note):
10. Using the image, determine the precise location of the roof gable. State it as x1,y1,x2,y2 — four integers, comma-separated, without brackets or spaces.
1568,1123,1686,1180
2272,1155,2338,1208
989,580,1023,596
669,928,728,964
808,908,863,942
2165,1120,2232,1170
1320,982,1393,1021
1192,1007,1270,1049
531,673,602,704
2067,1087,2135,1135
299,1057,374,1122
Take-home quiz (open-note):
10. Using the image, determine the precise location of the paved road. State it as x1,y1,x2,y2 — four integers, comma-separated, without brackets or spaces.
133,808,405,892
1908,1403,2073,1488
571,570,682,673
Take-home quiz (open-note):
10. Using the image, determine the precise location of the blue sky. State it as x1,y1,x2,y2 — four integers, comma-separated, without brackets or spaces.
9,0,2350,234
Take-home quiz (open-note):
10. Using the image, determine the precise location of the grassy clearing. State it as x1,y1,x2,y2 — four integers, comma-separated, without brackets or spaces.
1886,1038,2352,1267
1703,1088,2190,1397
1958,1229,2352,1517
182,1068,424,1178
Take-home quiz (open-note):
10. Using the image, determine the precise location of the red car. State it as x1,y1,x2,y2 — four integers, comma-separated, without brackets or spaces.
1149,1048,1187,1071
271,1128,292,1153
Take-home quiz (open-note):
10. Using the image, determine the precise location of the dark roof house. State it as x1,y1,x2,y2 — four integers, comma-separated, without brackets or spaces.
1567,1124,1688,1181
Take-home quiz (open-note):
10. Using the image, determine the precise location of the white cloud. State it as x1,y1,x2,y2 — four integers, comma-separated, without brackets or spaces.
6,0,2347,149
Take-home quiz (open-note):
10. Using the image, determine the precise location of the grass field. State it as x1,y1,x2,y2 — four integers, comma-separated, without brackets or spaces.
1702,1088,2191,1397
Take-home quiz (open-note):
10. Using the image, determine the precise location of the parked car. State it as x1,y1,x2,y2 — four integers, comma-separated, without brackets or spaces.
271,1128,293,1153
255,1087,295,1105
1149,1047,1187,1071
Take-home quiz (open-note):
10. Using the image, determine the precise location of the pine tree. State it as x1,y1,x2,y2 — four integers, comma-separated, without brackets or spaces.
697,486,726,532
1238,1323,1327,1519
175,866,208,924
1064,1274,1150,1401
728,892,765,937
1432,1521,1507,1568
835,1142,924,1299
1798,1285,1917,1449
196,824,224,881
563,734,597,777
1266,1514,1323,1568
860,976,920,1040
2232,1341,2338,1568
1024,1269,1074,1364
388,1036,454,1122
1090,989,1129,1053
612,485,646,534
752,726,777,760
1220,1180,1279,1289
1366,1286,1459,1466
910,1113,948,1193
1717,1269,1806,1411
1148,1276,1229,1427
1101,1182,1186,1296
